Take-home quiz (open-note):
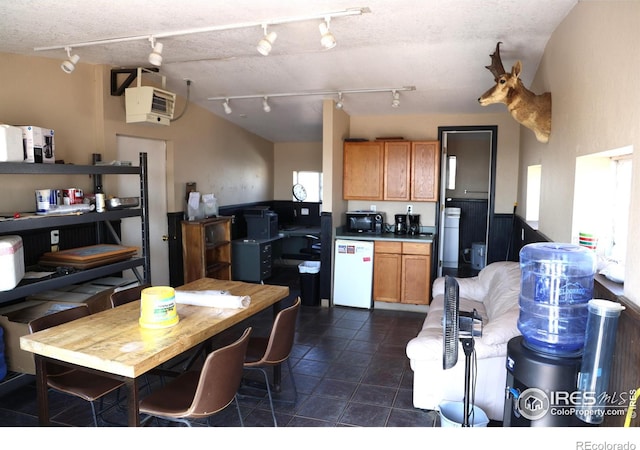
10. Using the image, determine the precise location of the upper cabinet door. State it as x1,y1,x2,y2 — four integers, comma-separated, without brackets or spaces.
411,141,440,202
343,141,384,200
383,141,411,201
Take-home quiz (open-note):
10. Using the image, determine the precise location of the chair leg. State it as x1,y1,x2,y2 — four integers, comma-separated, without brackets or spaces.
234,394,244,427
285,359,297,404
247,367,277,427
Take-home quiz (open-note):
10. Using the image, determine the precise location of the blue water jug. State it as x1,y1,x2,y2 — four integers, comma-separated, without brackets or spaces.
517,243,597,355
0,326,7,381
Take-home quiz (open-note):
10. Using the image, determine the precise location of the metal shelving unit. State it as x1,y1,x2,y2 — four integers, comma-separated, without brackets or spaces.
0,153,150,306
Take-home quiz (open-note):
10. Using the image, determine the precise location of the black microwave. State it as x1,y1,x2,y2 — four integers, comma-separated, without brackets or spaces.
346,211,385,233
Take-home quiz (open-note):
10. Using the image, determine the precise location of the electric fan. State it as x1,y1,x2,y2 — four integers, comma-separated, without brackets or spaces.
442,275,483,426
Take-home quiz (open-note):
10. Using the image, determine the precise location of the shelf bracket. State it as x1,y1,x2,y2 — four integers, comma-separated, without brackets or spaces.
110,67,159,96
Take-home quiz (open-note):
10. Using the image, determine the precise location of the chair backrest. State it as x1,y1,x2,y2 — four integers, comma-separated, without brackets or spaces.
260,297,301,365
28,304,90,376
110,283,151,308
187,327,252,417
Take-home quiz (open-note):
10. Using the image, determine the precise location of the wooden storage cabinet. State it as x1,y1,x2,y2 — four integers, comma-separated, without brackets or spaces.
343,140,440,202
182,217,231,283
373,240,431,305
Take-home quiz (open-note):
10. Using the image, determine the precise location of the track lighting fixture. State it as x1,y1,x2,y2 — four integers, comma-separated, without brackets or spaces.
148,37,163,66
61,47,80,74
257,25,277,56
391,90,400,108
223,99,232,115
262,97,271,113
208,86,415,111
319,18,337,50
35,7,370,65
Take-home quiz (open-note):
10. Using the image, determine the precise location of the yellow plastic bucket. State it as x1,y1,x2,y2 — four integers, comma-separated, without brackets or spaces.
139,286,179,329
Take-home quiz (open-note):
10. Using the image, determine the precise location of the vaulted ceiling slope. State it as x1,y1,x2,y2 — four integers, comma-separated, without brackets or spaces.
0,0,578,142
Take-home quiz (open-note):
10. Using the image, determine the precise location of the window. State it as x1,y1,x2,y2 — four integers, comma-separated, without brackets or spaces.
447,155,457,190
292,171,323,202
526,165,541,224
572,146,632,265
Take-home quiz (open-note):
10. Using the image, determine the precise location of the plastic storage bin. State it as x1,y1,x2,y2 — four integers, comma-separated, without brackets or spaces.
517,242,597,355
298,261,320,306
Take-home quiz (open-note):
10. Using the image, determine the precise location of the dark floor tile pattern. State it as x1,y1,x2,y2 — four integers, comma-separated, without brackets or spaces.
0,266,442,427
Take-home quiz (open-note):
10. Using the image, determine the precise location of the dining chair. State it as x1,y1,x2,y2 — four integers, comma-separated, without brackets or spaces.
139,327,252,427
28,304,125,427
109,282,151,308
242,297,300,427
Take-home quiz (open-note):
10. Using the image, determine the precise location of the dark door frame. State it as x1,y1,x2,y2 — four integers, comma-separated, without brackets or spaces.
436,125,498,278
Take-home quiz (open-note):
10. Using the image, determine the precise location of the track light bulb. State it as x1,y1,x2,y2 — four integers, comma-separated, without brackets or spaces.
391,90,400,108
262,97,271,113
319,19,336,50
223,99,232,115
148,39,163,66
61,47,80,74
257,25,277,56
335,93,344,110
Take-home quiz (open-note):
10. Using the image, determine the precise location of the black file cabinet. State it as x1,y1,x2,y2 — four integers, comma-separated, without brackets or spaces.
232,238,278,283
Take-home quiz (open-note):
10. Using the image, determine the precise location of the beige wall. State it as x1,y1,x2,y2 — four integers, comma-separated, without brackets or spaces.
273,142,322,200
0,52,274,213
520,1,640,304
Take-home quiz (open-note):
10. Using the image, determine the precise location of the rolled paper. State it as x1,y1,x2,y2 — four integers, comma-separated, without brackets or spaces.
174,290,251,308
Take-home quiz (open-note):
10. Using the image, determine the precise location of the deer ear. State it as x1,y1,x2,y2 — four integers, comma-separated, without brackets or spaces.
512,61,522,78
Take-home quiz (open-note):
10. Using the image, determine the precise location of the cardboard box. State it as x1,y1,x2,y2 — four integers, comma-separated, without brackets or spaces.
0,124,24,162
0,300,85,374
20,125,55,163
27,283,116,315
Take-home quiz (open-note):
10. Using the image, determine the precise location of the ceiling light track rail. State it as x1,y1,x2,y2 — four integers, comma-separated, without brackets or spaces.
34,7,370,63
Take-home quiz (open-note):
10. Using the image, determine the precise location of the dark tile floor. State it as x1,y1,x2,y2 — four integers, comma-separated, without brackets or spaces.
0,265,441,427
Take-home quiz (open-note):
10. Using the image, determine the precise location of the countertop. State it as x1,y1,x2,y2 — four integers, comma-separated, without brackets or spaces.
335,226,435,243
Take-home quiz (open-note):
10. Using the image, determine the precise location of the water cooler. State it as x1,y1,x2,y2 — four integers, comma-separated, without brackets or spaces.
504,243,622,427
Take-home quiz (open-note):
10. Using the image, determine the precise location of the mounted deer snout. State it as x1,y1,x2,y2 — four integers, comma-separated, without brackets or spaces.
478,42,551,143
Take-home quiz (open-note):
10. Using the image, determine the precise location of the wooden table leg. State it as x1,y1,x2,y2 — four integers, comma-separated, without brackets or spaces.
125,378,140,427
34,355,50,426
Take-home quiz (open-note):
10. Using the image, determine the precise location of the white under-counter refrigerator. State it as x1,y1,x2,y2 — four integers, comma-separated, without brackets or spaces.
333,239,374,309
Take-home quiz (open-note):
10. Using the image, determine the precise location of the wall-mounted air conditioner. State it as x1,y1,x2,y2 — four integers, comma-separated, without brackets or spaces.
125,68,176,126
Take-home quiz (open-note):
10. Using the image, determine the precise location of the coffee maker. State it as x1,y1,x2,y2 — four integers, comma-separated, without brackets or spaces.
394,214,407,235
408,214,421,235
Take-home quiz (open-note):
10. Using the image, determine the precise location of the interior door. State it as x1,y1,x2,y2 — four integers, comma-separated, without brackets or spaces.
117,135,169,286
437,127,495,278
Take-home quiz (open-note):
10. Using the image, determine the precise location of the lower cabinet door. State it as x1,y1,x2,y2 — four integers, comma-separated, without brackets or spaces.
373,252,401,303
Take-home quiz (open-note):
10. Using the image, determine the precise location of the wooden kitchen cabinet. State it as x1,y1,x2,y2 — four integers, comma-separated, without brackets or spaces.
182,217,232,283
383,141,411,201
373,240,431,305
410,141,440,202
343,141,384,200
344,140,440,202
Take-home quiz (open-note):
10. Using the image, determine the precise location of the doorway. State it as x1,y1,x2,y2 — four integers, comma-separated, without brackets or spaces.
117,135,169,286
436,126,497,278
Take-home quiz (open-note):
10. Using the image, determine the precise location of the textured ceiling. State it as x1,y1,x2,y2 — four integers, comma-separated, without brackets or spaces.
0,0,578,142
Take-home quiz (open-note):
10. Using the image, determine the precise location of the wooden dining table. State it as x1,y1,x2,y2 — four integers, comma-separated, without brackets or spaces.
19,278,290,427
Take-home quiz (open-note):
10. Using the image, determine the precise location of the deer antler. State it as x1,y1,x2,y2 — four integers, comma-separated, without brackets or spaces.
485,42,506,81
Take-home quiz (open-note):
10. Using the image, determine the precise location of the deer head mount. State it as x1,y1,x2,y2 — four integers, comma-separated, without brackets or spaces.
478,42,551,143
